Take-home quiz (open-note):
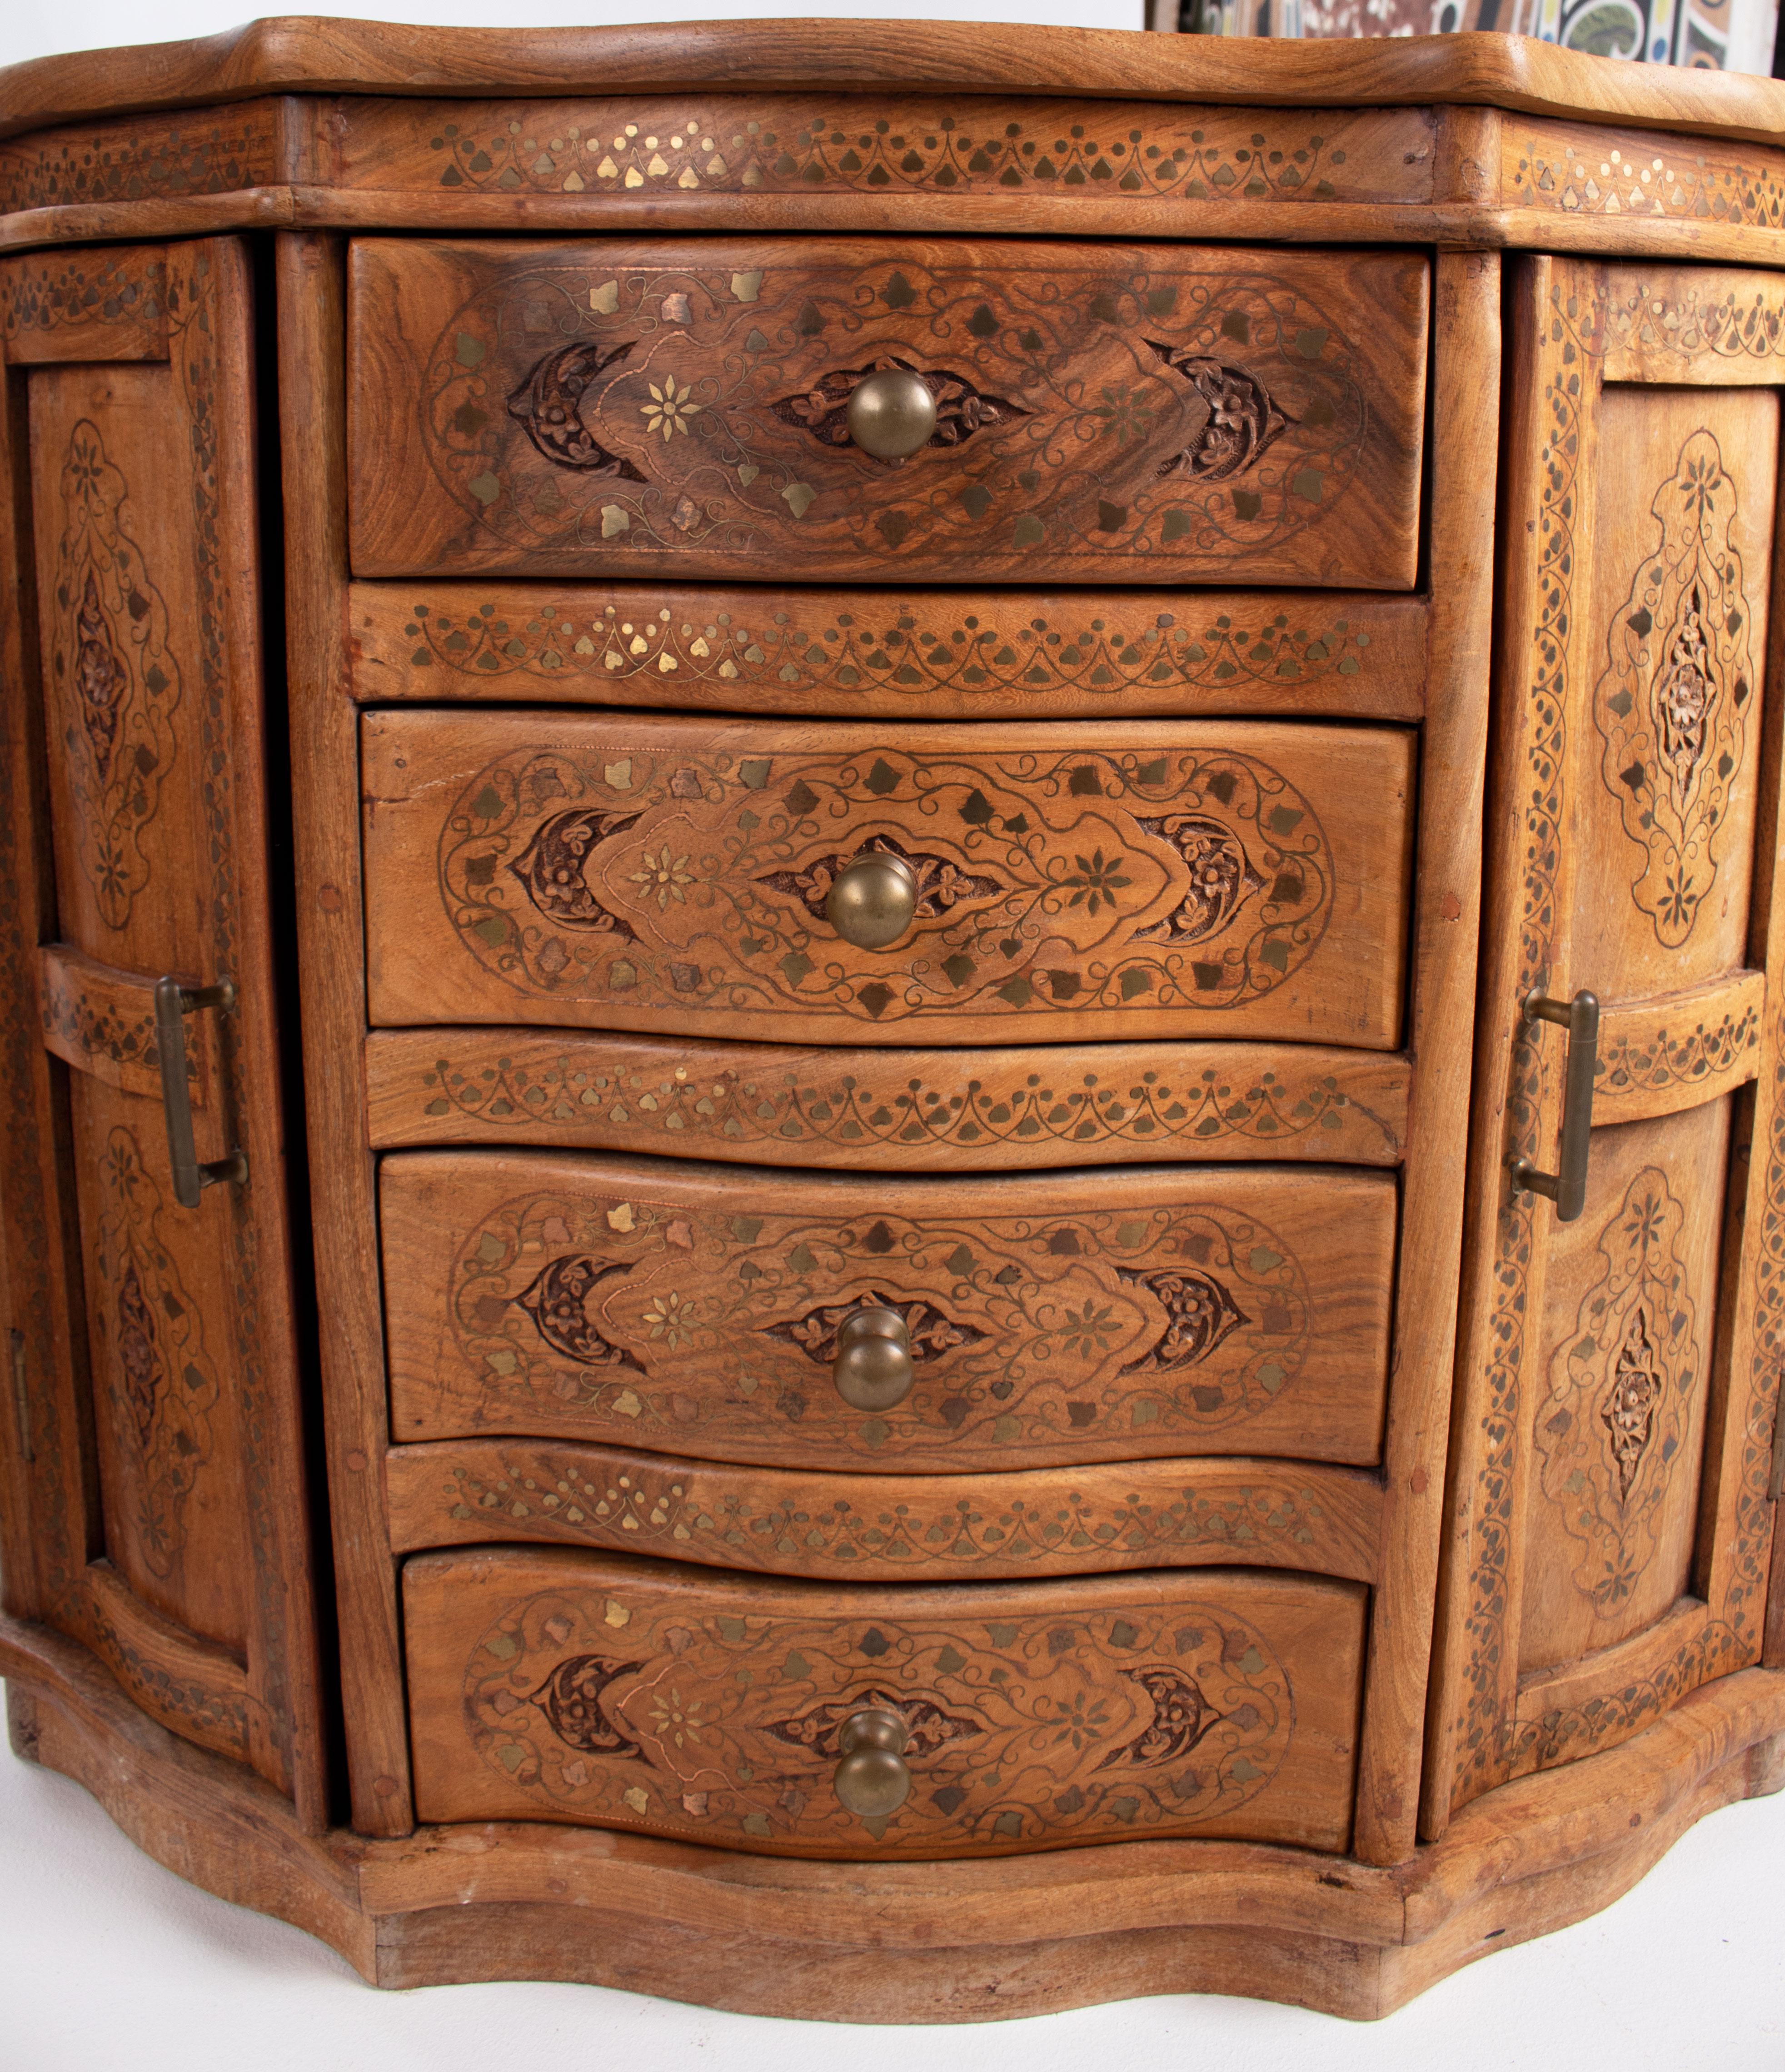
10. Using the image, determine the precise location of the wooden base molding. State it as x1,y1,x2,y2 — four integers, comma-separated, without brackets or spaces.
5,1613,1781,2022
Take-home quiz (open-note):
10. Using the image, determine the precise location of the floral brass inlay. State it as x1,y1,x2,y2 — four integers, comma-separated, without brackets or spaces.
437,1187,1320,1460
437,744,1336,1026
460,1580,1301,1849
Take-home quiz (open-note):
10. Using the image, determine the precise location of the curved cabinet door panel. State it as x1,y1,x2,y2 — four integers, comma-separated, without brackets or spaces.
348,237,1427,588
404,1546,1367,1857
362,710,1415,1049
380,1151,1398,1470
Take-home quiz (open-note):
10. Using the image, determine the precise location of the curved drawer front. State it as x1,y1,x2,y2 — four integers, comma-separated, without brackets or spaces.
362,712,1414,1047
348,237,1427,587
381,1152,1396,1469
404,1548,1366,1856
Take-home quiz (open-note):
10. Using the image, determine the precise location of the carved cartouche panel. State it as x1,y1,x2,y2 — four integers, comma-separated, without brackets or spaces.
404,1549,1367,1856
1533,1164,1702,1625
380,1153,1397,1469
349,238,1427,587
364,712,1413,1048
1594,427,1755,949
46,419,183,931
90,1127,222,1580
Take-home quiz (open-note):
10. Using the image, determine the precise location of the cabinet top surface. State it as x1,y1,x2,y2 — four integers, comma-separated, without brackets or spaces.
5,16,1785,144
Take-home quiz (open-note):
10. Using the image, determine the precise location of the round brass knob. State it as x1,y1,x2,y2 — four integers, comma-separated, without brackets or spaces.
834,1705,911,1819
833,1305,914,1412
825,849,918,951
847,369,938,462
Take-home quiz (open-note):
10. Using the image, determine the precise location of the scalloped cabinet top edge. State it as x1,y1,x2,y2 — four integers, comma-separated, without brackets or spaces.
0,16,1783,2029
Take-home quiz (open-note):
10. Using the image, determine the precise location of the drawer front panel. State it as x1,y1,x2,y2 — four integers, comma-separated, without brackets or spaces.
381,1153,1397,1469
348,238,1428,587
404,1548,1366,1856
362,712,1415,1048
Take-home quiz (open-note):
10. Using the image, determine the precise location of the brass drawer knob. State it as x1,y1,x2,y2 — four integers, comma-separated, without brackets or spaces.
846,369,937,461
833,1305,915,1411
825,850,917,950
833,1704,911,1818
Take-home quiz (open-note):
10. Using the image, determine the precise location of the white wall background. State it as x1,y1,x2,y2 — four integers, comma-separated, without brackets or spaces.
2,7,1783,2067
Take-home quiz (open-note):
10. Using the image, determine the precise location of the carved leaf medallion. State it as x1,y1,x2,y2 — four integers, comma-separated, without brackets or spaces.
769,355,1028,458
1093,1666,1223,1770
1536,1166,1700,1613
1132,814,1266,946
508,341,648,479
74,569,128,779
114,1258,162,1452
1602,1307,1662,1502
534,1654,646,1758
1593,428,1754,947
513,1255,643,1370
1117,1268,1248,1373
509,807,642,936
1145,344,1295,481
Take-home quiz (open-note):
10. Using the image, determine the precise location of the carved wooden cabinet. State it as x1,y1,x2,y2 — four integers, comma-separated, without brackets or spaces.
0,19,1783,2023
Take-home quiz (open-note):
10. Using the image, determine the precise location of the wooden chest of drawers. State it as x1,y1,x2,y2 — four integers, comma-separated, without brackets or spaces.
1,17,1784,2025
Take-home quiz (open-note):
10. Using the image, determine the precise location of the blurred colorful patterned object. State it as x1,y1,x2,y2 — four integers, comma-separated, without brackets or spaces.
1152,0,1781,74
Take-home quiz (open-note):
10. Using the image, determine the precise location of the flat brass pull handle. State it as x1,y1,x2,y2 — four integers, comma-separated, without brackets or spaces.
1509,986,1598,1223
825,849,918,951
833,1305,915,1411
833,1704,911,1819
154,976,249,1210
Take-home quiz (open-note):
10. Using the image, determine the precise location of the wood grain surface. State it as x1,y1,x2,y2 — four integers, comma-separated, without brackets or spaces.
380,1151,1398,1470
346,237,1427,588
7,24,1785,148
361,711,1415,1048
402,1546,1367,1857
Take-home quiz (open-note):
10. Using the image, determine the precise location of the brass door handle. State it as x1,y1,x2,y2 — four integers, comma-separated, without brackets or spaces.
833,1305,915,1411
833,1704,911,1818
1509,986,1598,1223
846,369,937,461
825,849,918,950
154,977,249,1210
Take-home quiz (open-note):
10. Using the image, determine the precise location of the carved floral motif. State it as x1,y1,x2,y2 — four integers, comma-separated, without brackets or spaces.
1146,346,1294,482
50,419,183,929
512,1255,642,1370
506,340,647,478
1594,428,1753,947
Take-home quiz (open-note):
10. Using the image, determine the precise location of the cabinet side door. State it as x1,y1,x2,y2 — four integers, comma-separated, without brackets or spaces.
0,243,325,1826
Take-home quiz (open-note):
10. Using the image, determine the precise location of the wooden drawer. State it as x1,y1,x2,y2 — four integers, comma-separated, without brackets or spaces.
404,1548,1366,1856
382,1152,1396,1469
362,712,1415,1048
347,237,1427,587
